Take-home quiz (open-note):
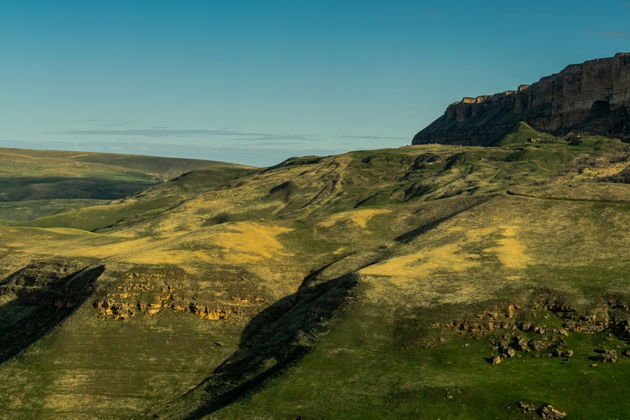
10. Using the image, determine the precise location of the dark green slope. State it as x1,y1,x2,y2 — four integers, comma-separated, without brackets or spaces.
207,195,630,420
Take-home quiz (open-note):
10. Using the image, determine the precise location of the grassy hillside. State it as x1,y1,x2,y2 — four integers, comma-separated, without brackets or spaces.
0,147,254,223
0,128,628,419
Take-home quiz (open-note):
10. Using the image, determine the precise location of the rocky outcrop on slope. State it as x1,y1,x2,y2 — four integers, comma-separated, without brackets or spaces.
413,53,630,145
92,268,268,321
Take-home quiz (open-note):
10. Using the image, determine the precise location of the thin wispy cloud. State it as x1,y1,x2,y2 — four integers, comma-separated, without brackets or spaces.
59,128,311,141
74,119,134,127
341,135,407,140
592,31,630,38
59,128,410,143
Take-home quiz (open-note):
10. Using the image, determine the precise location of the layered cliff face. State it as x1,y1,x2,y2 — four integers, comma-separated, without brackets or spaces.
413,53,630,145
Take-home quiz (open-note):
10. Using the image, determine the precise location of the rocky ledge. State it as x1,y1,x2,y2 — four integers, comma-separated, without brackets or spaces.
413,53,630,145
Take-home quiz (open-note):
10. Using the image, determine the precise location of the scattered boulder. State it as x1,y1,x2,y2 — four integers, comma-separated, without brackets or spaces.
533,325,547,334
491,355,503,365
557,328,569,337
529,339,550,352
539,404,567,419
594,349,618,363
512,336,529,351
518,400,536,412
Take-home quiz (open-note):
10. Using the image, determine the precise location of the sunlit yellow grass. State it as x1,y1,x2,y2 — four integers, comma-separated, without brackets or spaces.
580,162,628,178
482,225,531,269
361,243,481,279
0,221,293,268
362,223,531,283
213,222,293,262
318,208,392,229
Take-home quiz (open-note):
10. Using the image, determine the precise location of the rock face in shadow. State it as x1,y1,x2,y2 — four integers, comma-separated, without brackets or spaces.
413,53,630,146
0,261,104,364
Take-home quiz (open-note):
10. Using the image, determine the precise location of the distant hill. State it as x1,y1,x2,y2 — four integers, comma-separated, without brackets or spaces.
0,147,255,222
413,53,630,146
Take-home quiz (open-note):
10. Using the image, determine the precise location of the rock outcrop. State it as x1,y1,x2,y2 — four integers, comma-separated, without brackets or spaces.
91,268,268,321
413,53,630,145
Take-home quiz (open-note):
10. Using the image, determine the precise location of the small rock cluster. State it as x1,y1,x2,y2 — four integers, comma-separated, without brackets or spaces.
517,401,567,419
438,292,630,339
435,291,630,367
434,303,521,336
540,404,567,419
593,348,618,363
488,333,574,364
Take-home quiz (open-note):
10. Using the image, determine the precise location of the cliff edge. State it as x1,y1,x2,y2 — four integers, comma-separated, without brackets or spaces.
413,53,630,145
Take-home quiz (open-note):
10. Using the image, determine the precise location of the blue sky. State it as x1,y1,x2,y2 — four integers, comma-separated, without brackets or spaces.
0,1,629,166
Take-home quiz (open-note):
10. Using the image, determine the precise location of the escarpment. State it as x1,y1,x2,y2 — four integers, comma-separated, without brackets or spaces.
413,53,630,145
92,268,269,321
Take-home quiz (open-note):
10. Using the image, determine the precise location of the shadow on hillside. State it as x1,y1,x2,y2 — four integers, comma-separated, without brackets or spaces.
166,271,358,419
394,195,492,243
0,263,104,365
0,176,153,201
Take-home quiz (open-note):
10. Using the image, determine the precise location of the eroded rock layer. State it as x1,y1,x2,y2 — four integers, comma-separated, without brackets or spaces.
413,53,630,145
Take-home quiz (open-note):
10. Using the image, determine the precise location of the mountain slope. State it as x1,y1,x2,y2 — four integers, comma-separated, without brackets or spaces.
0,127,628,418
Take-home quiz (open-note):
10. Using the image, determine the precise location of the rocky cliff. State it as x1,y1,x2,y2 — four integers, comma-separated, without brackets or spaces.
413,53,630,145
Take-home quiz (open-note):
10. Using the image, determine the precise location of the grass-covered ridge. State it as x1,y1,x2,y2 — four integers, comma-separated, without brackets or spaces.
0,128,628,419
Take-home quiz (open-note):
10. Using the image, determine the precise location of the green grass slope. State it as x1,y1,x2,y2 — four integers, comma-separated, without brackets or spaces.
210,195,630,420
0,128,628,419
